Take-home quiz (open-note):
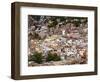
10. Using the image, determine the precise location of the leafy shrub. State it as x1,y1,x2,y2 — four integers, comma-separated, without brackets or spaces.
28,52,43,64
48,20,58,28
46,52,61,62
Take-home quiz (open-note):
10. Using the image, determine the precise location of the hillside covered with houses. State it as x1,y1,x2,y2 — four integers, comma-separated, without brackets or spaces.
28,15,88,66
